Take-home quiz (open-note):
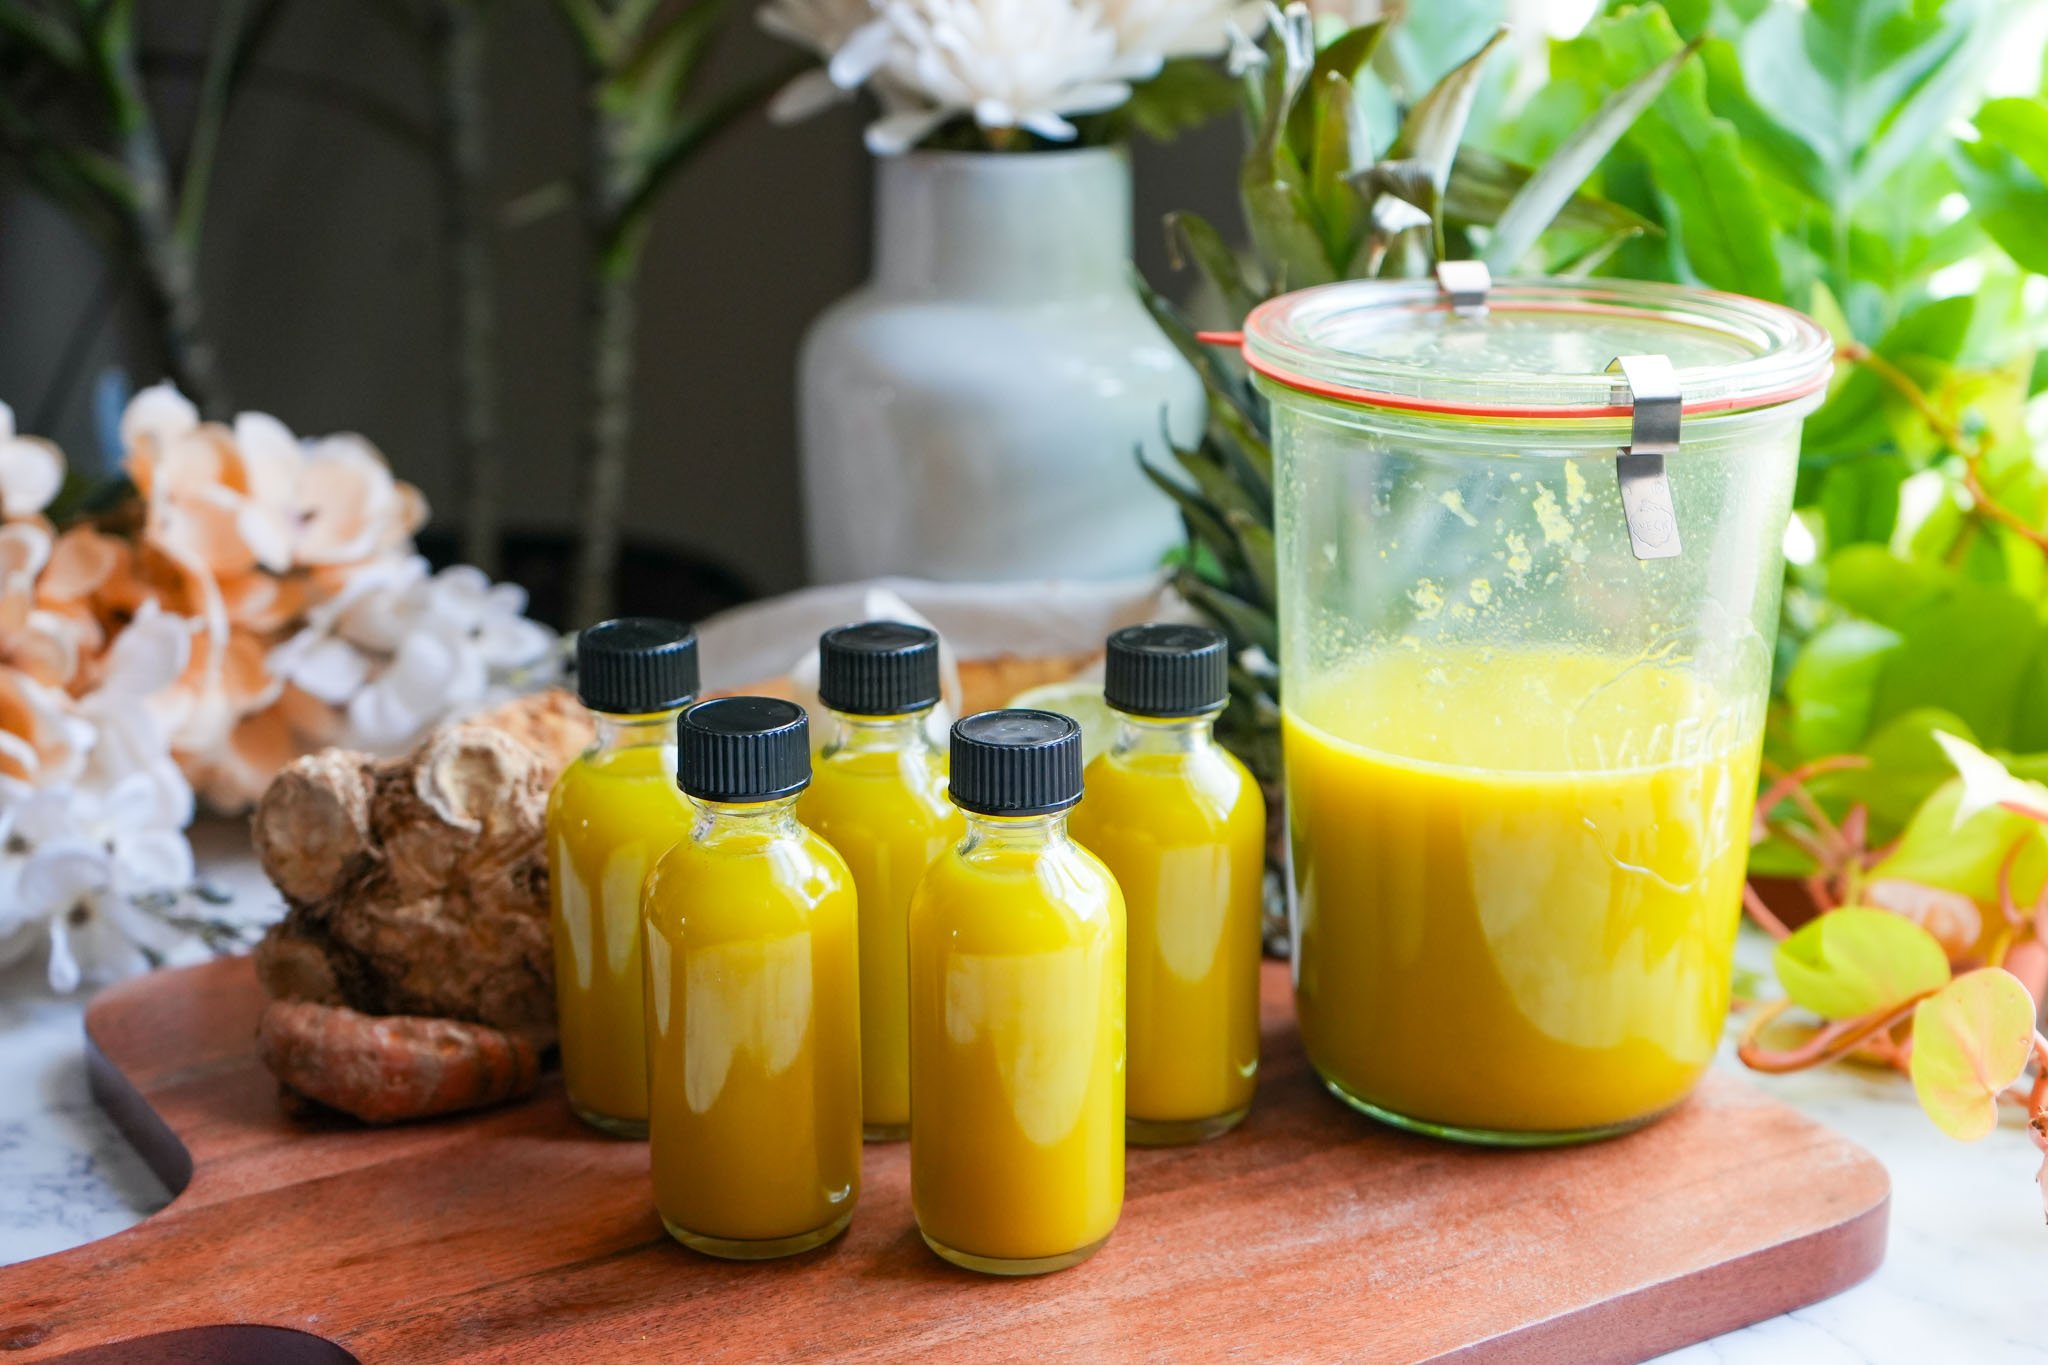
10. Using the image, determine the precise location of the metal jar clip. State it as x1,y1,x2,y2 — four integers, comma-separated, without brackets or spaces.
1435,260,1491,318
1606,354,1682,561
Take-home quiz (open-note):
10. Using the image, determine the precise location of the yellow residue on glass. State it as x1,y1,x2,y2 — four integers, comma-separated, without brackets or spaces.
1410,578,1446,620
1469,578,1493,606
1533,485,1573,546
1564,460,1590,513
1501,530,1532,587
1438,489,1479,527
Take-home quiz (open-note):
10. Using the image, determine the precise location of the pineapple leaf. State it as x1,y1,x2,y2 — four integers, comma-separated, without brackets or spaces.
1245,142,1340,287
1172,436,1262,524
1386,25,1508,199
1132,276,1261,426
1483,34,1701,273
1140,450,1241,568
1228,510,1280,606
1309,72,1370,272
1181,576,1281,656
1443,147,1658,239
1284,19,1389,154
1555,226,1645,277
1165,211,1263,322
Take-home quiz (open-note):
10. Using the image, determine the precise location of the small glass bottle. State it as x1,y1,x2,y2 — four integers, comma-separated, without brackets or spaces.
546,617,699,1138
797,622,962,1141
642,697,862,1259
1071,624,1265,1145
908,710,1125,1276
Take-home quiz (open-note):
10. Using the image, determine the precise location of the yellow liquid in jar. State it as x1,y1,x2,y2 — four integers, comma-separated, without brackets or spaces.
546,739,688,1136
641,806,862,1257
1285,649,1759,1140
798,733,962,1139
907,820,1125,1273
1071,727,1263,1143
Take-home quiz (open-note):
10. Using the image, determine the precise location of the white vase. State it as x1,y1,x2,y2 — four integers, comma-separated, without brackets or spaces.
798,147,1202,584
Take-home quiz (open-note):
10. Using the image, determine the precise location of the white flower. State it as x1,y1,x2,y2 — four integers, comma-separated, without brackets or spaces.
119,382,201,451
1098,0,1267,61
317,564,557,757
762,0,1267,151
760,0,899,121
866,0,1163,152
3,770,200,993
0,401,65,521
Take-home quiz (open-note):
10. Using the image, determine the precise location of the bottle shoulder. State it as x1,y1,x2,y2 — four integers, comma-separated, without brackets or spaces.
1078,744,1262,828
807,748,953,812
914,836,1123,932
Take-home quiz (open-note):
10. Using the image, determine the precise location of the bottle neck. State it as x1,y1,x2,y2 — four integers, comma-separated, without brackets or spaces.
824,708,934,757
873,149,1132,301
960,809,1075,857
594,708,684,755
1111,712,1218,759
690,794,804,844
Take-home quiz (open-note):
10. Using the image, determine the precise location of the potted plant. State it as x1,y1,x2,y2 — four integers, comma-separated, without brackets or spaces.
761,0,1262,584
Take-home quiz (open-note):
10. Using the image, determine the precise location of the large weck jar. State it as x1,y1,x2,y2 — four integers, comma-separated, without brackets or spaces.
1247,275,1831,1144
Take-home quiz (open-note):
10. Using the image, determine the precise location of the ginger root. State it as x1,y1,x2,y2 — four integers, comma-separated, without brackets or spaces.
259,998,543,1125
251,690,593,1123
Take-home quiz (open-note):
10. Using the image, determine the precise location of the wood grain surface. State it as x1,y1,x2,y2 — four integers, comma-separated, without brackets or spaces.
0,957,1888,1364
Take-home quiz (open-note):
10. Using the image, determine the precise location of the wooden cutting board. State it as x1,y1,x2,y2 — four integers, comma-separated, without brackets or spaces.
0,958,1887,1364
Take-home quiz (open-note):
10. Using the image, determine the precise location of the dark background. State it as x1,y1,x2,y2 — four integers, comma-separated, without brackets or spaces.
0,2,1242,613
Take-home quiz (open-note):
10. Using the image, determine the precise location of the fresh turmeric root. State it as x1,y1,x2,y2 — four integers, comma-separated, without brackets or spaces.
259,998,542,1124
250,690,592,1124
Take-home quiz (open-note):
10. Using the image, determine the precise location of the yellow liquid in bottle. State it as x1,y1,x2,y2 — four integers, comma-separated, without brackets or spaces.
907,817,1125,1275
546,735,687,1136
1285,649,1760,1141
798,721,962,1140
642,803,863,1258
1072,720,1264,1144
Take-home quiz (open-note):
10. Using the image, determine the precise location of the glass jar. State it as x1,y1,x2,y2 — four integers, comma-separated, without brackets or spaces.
1245,277,1832,1145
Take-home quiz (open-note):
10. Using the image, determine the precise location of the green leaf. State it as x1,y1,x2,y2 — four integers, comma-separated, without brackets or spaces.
1126,58,1242,143
1140,452,1239,570
1910,968,2037,1141
1824,543,1941,624
1807,708,1978,835
1786,619,1902,757
1871,581,2041,750
1804,296,1974,459
1870,779,2048,912
1954,129,2048,276
1740,0,1992,209
1483,34,1700,273
1309,72,1369,270
1243,142,1338,288
1181,577,1280,656
0,5,87,73
1819,454,1908,551
1164,212,1262,323
1443,147,1658,239
1386,26,1508,200
1773,907,1952,1021
1569,5,1785,298
1227,511,1278,607
1284,21,1388,155
1975,96,2048,183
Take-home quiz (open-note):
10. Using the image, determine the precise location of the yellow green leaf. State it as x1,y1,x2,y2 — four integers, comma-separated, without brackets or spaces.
1910,969,2038,1142
1773,907,1952,1021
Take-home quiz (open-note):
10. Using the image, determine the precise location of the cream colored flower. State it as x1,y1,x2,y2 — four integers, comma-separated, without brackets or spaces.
0,401,64,520
864,0,1159,152
1099,0,1266,61
760,0,897,121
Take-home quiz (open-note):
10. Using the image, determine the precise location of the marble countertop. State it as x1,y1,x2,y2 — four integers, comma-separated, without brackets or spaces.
2,840,2043,1361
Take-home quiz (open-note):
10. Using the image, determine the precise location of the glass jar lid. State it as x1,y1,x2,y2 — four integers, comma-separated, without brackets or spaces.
1241,277,1832,419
